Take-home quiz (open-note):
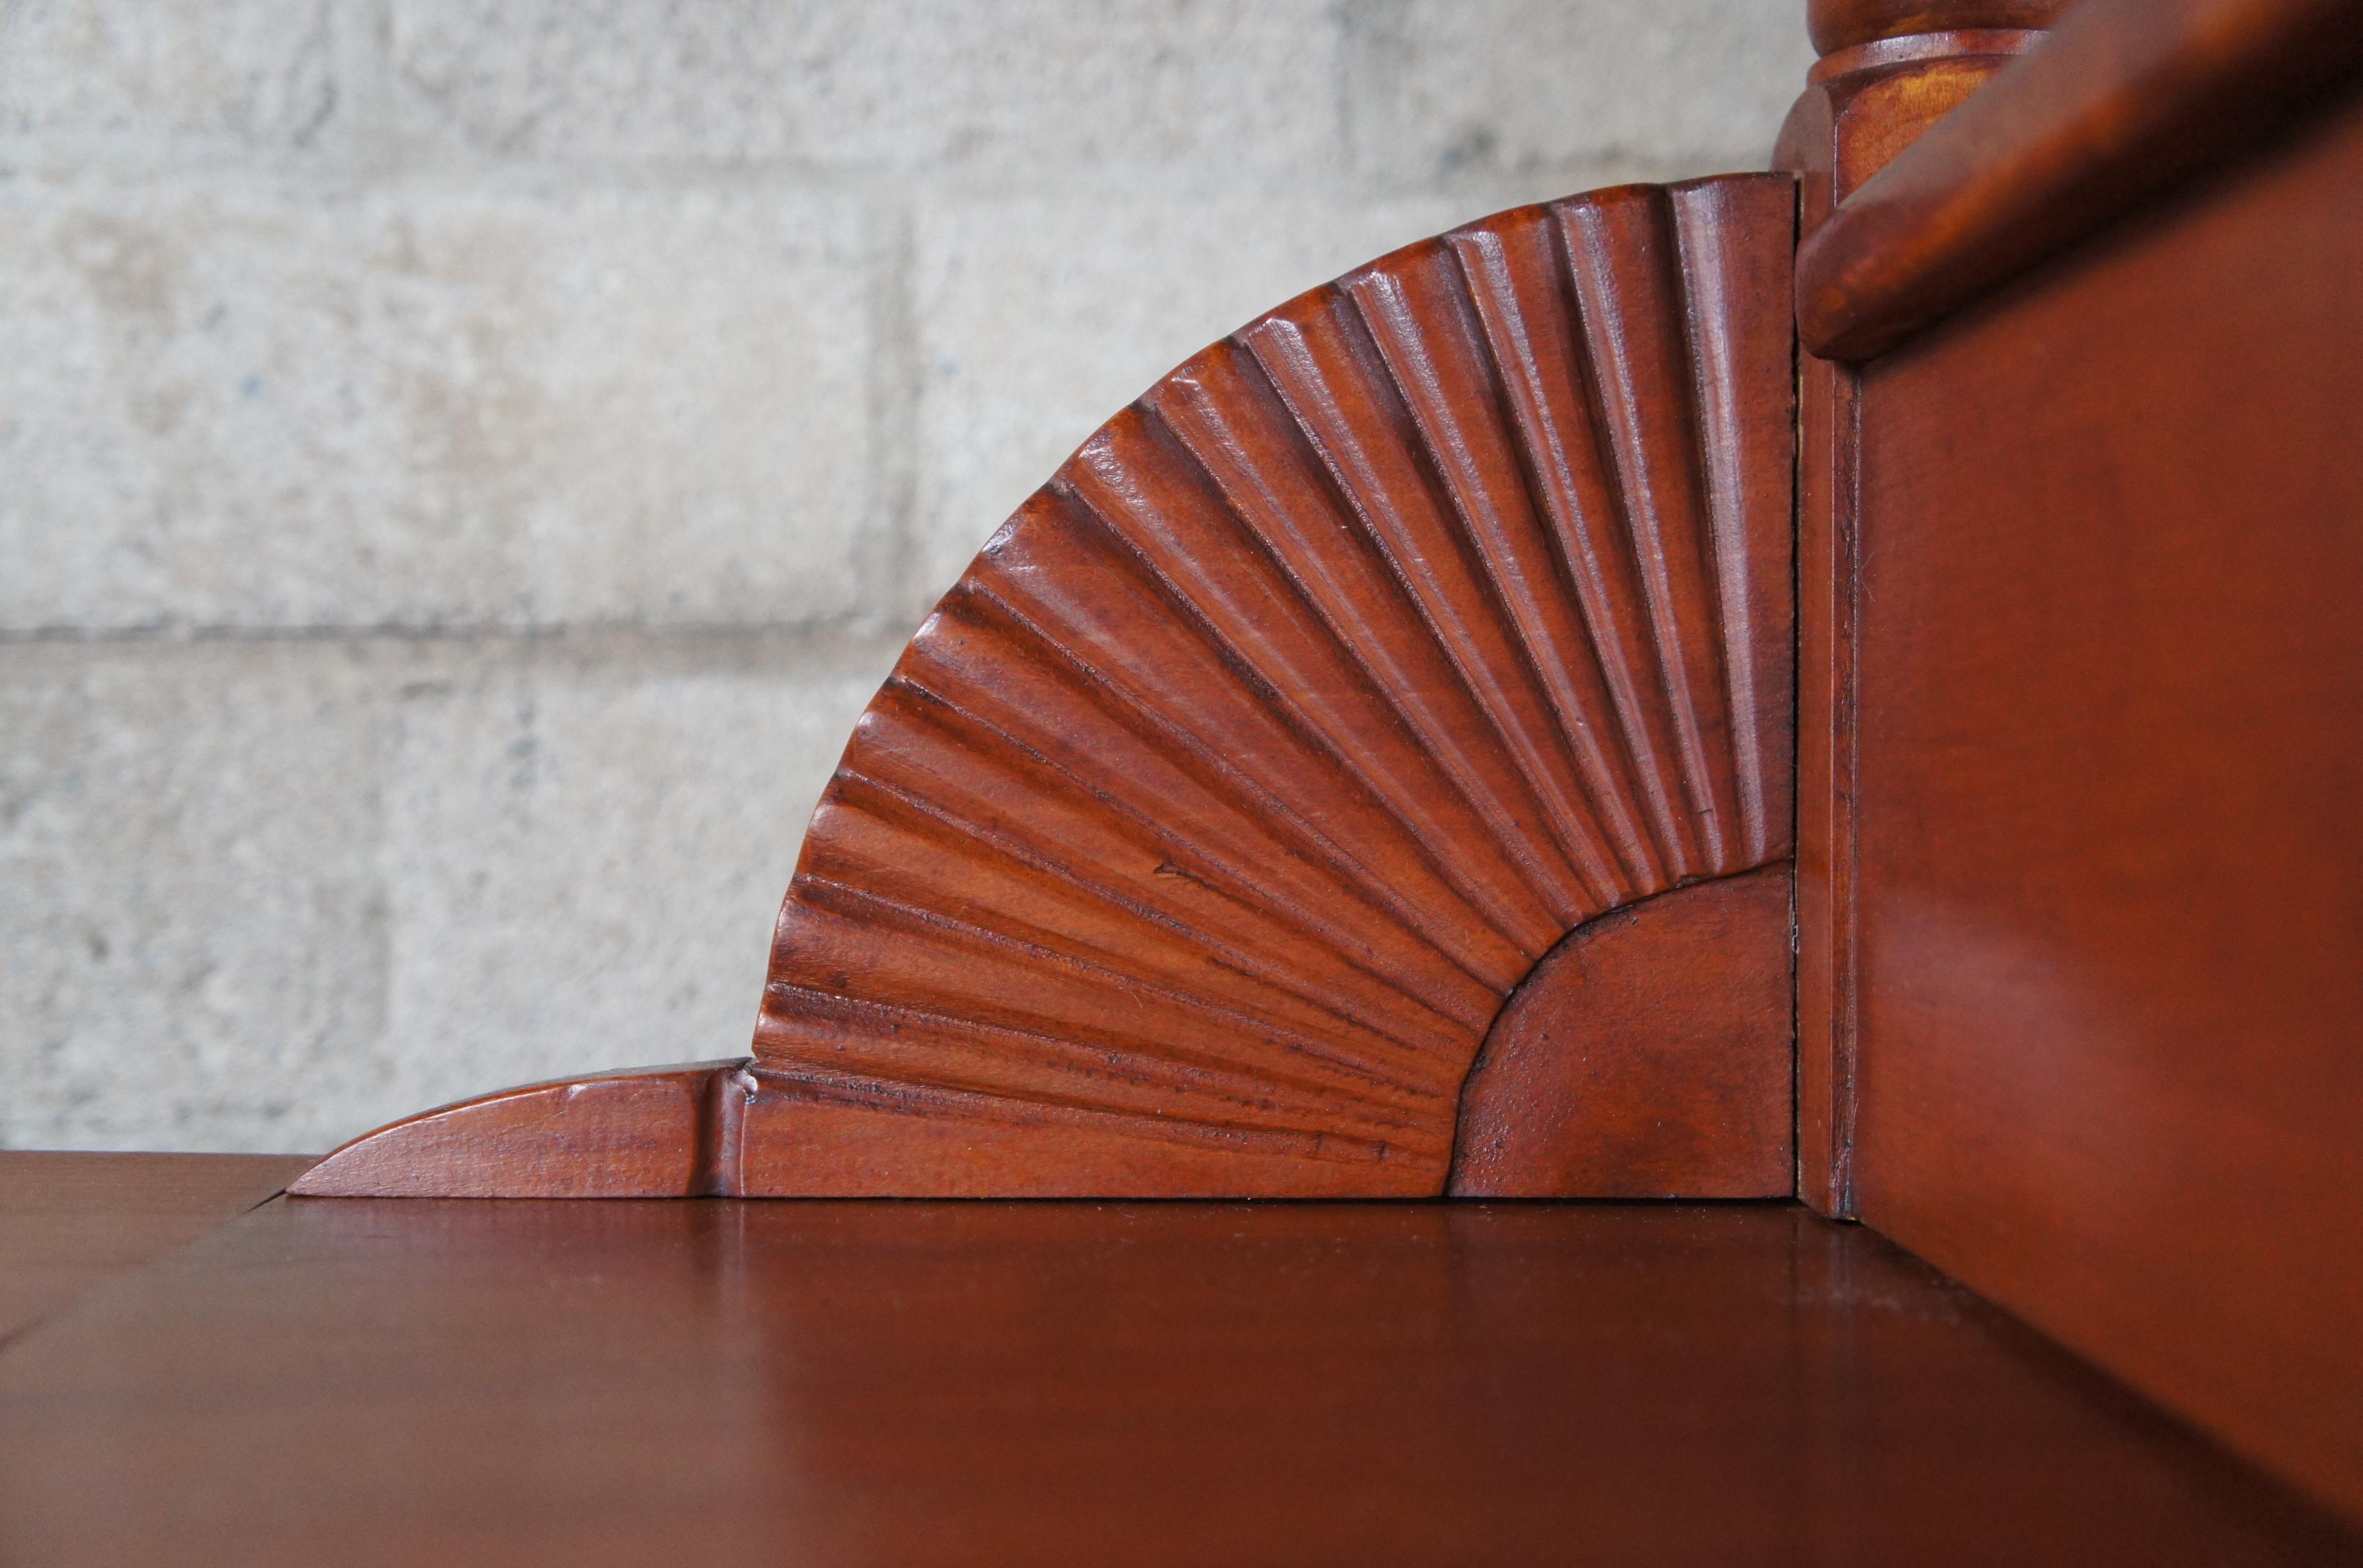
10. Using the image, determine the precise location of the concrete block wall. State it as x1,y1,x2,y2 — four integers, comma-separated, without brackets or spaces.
1,1,1813,1152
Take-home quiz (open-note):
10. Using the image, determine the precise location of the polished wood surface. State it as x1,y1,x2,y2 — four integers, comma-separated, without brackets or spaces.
748,175,1795,1195
307,176,1799,1198
290,1061,752,1197
30,2,2363,1549
1450,865,1792,1198
0,1150,312,1345
3,1187,2356,1566
1843,88,2363,1522
1779,14,2043,223
1778,9,2060,1219
1797,0,2363,359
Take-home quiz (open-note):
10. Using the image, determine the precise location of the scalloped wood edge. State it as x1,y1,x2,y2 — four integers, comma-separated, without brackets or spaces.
293,867,1795,1198
295,173,1799,1200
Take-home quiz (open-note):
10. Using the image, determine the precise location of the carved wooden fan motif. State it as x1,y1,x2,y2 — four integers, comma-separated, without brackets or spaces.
295,175,1798,1200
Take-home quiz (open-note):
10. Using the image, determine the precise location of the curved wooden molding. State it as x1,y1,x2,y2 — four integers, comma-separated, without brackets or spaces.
1450,867,1794,1199
291,1061,756,1198
295,175,1798,1200
1797,0,2363,360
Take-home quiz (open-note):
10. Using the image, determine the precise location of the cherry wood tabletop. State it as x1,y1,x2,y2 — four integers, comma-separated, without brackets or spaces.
0,1155,2354,1566
0,1150,314,1348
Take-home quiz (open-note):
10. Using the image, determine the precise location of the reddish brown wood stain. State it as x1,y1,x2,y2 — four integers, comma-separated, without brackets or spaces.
5,1195,2357,1565
1844,85,2363,1528
752,177,1797,1197
1798,0,2363,360
53,0,2363,1540
0,1152,313,1346
1784,0,2363,1522
300,175,1800,1201
1451,866,1793,1198
288,1062,752,1198
1780,0,2058,1225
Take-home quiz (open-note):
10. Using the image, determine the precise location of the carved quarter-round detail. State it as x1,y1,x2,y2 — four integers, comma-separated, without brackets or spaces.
750,175,1799,1197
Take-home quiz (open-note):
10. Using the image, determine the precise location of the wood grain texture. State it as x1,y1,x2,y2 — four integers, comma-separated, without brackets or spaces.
1846,88,2363,1524
279,177,1799,1200
1780,11,2055,1218
738,176,1797,1197
1450,865,1793,1199
5,1191,2356,1565
0,1151,312,1347
1797,0,2363,359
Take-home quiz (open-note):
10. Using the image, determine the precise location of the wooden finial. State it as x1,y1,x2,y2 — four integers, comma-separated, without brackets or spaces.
1781,0,2068,212
1809,0,2077,58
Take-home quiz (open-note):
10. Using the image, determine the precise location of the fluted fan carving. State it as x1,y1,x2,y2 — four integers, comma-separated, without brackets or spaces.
293,174,1797,1200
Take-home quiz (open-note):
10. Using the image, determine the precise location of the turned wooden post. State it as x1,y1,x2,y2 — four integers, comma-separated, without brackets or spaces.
1782,1,2071,238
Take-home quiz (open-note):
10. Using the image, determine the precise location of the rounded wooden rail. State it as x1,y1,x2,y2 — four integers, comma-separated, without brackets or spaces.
1796,0,2363,361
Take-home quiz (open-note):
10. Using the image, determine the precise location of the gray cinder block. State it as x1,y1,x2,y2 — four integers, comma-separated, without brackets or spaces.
0,640,391,1152
0,0,336,150
0,0,1807,1148
0,177,872,631
375,630,899,1146
389,0,1348,174
1348,0,1811,191
910,193,1470,608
